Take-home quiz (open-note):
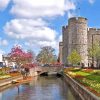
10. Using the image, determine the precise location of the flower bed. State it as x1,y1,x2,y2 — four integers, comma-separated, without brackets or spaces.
82,69,93,73
9,71,21,77
64,67,100,96
0,69,21,80
0,75,11,80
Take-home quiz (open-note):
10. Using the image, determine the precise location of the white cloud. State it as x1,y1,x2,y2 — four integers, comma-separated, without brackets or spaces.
4,19,57,41
4,0,77,54
0,0,10,11
0,49,5,54
13,43,22,48
25,40,57,48
67,11,76,18
0,38,8,46
10,0,76,18
24,40,59,55
88,0,95,4
58,35,62,42
38,41,57,48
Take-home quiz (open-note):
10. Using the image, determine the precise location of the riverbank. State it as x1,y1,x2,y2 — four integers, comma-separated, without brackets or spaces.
63,73,100,100
1,71,99,100
0,75,22,86
0,76,76,100
0,76,35,92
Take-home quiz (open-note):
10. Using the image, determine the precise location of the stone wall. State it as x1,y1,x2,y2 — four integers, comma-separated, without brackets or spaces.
88,28,100,48
63,74,100,100
87,28,100,67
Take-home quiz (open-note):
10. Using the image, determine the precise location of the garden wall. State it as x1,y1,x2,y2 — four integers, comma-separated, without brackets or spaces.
63,74,100,100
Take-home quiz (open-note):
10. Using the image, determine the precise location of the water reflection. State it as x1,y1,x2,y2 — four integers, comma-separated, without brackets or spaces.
1,76,76,100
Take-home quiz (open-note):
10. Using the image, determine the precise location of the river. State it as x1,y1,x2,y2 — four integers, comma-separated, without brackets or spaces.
0,76,76,100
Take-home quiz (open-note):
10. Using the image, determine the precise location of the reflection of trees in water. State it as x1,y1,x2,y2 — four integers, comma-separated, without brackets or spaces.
2,76,76,100
0,93,2,100
56,78,76,100
61,79,81,100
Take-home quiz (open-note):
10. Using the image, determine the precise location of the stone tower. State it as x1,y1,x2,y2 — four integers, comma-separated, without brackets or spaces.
59,42,63,63
62,26,69,65
62,17,88,67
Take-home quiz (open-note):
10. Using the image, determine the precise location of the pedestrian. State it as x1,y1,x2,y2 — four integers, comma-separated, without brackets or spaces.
25,67,29,78
21,67,26,79
91,63,94,68
81,63,84,68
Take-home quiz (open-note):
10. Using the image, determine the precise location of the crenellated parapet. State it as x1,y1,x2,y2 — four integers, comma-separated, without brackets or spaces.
62,26,66,30
62,25,68,30
59,42,63,46
88,28,100,35
68,17,87,24
62,26,68,35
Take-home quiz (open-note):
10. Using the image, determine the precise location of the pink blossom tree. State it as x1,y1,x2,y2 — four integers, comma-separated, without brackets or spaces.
7,45,33,69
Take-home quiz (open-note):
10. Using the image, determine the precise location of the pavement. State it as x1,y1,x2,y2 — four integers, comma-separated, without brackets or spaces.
0,76,34,92
0,75,23,91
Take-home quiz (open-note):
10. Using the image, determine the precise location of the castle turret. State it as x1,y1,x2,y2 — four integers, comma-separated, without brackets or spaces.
59,42,63,64
62,17,88,67
62,26,69,65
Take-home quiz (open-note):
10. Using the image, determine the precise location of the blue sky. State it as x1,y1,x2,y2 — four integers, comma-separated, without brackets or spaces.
0,0,99,55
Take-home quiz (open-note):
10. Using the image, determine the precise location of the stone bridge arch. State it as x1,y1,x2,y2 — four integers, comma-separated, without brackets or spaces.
29,66,63,76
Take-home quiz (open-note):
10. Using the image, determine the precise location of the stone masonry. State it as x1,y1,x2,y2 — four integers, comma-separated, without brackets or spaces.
61,17,100,67
59,42,63,63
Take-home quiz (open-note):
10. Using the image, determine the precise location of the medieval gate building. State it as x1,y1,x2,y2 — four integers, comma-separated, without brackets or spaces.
59,17,100,67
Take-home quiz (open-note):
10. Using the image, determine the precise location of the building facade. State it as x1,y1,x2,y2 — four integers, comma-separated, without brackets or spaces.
59,42,63,64
61,17,100,67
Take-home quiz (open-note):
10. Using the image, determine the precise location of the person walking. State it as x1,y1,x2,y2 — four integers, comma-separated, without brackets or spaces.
21,67,26,79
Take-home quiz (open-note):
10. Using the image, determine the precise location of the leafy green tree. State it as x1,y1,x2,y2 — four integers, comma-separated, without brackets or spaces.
27,49,36,62
36,46,57,64
88,42,100,67
67,50,81,66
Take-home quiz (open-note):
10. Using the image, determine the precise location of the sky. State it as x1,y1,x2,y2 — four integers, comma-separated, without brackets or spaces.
0,0,99,55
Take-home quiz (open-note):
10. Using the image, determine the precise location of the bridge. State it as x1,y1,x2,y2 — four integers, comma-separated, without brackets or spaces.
34,66,63,76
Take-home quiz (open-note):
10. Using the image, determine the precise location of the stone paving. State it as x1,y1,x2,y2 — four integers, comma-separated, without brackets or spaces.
0,75,23,91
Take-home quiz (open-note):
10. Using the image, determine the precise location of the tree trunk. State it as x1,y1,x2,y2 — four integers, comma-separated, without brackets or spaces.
96,59,99,69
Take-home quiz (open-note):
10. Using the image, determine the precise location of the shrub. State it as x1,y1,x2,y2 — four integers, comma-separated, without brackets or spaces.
93,71,100,75
82,69,93,73
0,75,11,79
71,68,81,72
0,71,4,75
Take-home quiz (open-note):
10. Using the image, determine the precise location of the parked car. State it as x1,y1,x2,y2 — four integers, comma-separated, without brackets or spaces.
42,64,51,67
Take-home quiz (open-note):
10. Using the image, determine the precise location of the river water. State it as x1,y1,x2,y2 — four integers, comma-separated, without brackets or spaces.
0,76,76,100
